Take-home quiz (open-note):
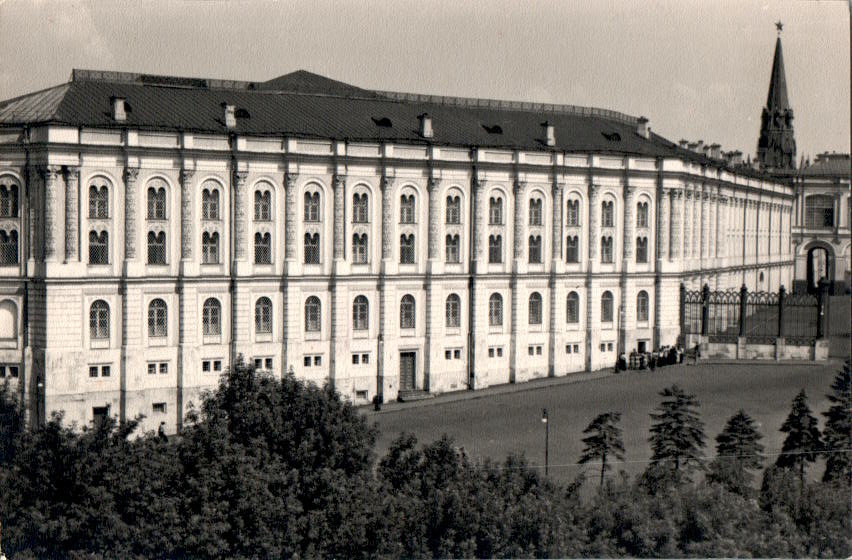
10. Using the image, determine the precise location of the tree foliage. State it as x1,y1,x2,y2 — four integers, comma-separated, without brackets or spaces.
821,361,851,484
707,409,764,495
644,384,706,488
776,389,823,490
578,411,626,488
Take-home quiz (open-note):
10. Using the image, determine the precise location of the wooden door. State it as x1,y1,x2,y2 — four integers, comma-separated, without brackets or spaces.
399,352,416,391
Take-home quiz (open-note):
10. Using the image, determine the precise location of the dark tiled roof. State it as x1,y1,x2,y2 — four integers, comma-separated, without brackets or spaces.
800,153,851,178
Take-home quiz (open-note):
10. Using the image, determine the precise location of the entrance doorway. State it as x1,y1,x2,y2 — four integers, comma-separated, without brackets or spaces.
806,245,834,294
399,352,416,392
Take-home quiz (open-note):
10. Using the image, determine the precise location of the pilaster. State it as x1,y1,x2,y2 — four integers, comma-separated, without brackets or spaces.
284,172,297,263
658,187,670,262
64,166,80,263
670,190,681,260
180,168,194,261
40,165,63,263
332,174,345,261
233,170,249,262
123,167,139,263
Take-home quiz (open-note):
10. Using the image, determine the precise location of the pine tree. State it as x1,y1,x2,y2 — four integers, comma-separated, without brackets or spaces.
821,361,851,484
776,389,822,491
646,384,706,486
707,409,764,495
578,412,626,488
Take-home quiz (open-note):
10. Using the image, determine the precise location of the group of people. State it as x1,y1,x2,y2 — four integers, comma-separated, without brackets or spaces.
615,344,688,372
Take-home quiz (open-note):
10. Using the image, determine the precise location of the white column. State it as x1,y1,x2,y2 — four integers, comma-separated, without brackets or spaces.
41,165,62,262
180,169,194,260
64,166,80,262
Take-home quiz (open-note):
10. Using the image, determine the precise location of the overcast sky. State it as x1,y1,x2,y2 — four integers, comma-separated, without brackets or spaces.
0,0,848,160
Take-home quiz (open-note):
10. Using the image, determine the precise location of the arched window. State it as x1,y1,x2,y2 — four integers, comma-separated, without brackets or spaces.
352,233,368,264
400,234,415,264
565,235,579,263
88,231,109,264
201,232,219,264
304,233,320,264
0,300,16,339
147,187,166,220
353,193,369,223
352,295,369,330
488,235,502,263
304,192,321,222
636,201,649,228
601,200,614,228
254,232,272,264
489,293,503,326
637,290,649,322
446,196,461,225
528,292,543,325
805,195,834,228
528,235,542,264
445,294,461,328
148,299,168,337
88,185,109,218
636,237,648,263
445,234,460,263
255,297,272,334
601,291,614,322
0,230,18,264
201,188,220,220
254,190,271,221
400,194,416,224
566,199,580,227
566,292,580,324
202,298,221,336
0,184,19,218
147,231,166,264
305,296,321,332
400,294,416,329
529,198,543,226
489,197,503,225
601,236,613,263
89,300,110,340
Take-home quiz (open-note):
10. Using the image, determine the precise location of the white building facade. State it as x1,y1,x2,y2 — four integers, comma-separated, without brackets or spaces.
0,70,794,432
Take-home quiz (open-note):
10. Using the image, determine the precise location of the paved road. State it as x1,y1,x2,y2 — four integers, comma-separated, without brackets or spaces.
365,360,843,484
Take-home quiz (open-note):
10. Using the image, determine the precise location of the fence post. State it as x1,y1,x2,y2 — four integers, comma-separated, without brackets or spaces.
738,284,748,337
777,285,786,337
816,279,828,339
679,283,686,332
701,284,710,335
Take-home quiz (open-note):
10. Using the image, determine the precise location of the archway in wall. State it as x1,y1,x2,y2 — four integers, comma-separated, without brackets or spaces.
805,243,835,294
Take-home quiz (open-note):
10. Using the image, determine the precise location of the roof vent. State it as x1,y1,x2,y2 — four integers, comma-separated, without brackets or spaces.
710,143,721,159
222,103,236,128
418,113,433,138
111,97,127,122
602,131,621,142
371,117,392,128
636,116,649,139
694,140,704,153
235,108,251,119
541,121,555,147
729,150,743,166
679,139,689,149
483,124,503,134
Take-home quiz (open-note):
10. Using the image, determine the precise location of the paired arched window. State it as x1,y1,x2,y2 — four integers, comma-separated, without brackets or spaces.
148,299,168,337
489,293,503,326
0,183,18,218
528,292,543,325
636,201,649,228
566,199,580,227
601,291,614,322
446,196,461,225
529,198,543,226
89,300,110,340
445,294,461,328
637,290,649,322
202,298,221,336
565,235,579,263
89,231,109,264
304,192,321,222
488,235,503,263
305,296,321,332
304,233,320,264
0,231,18,264
601,200,614,228
147,187,167,220
566,292,580,324
255,297,272,334
201,188,220,220
636,237,648,263
600,236,614,263
202,232,219,264
400,234,415,264
528,235,542,264
89,185,109,218
353,193,369,223
489,197,504,225
254,190,272,221
352,233,368,263
400,295,416,329
445,234,460,263
254,232,271,264
352,295,369,330
400,194,416,224
147,231,166,264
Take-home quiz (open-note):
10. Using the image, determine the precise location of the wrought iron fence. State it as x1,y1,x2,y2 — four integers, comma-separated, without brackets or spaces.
784,292,819,345
706,290,740,342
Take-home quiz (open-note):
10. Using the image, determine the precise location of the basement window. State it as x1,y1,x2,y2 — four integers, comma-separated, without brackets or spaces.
371,117,392,128
482,124,503,134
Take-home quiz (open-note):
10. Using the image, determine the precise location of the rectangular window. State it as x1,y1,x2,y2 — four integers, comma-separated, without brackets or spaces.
528,346,534,356
566,345,572,354
254,233,272,264
361,353,369,364
254,358,263,370
528,236,542,264
89,366,99,378
573,344,579,353
400,235,415,264
600,343,606,352
488,348,495,358
488,235,502,264
497,347,503,357
565,236,579,263
352,234,368,264
313,355,322,367
601,237,613,263
152,402,167,414
159,363,168,374
202,360,211,372
453,349,461,359
213,360,222,372
536,346,542,356
304,356,311,367
89,231,109,264
445,235,460,263
445,350,452,360
147,231,167,265
352,354,360,365
148,363,157,375
304,233,320,264
636,237,648,263
265,358,273,371
607,343,613,352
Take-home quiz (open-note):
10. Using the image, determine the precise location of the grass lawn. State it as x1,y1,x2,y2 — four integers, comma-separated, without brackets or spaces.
367,360,845,484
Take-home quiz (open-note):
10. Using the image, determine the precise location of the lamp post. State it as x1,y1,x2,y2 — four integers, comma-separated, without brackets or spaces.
541,408,549,478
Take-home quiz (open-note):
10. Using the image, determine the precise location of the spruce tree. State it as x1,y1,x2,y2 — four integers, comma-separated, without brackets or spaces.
776,389,822,491
707,409,764,495
578,412,625,488
646,384,706,486
821,361,851,484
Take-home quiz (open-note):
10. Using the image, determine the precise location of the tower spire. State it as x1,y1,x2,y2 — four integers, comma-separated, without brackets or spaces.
757,22,796,172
